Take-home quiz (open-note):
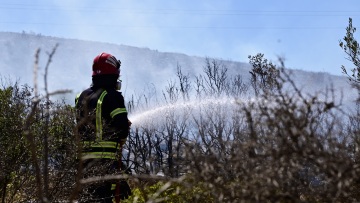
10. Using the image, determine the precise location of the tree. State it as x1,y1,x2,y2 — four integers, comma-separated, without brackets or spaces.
248,53,279,96
0,82,33,202
0,45,75,202
340,18,360,200
0,80,76,203
124,54,360,202
339,18,360,106
340,18,360,85
203,58,229,96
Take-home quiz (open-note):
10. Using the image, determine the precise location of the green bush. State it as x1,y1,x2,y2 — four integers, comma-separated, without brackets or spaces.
122,179,213,203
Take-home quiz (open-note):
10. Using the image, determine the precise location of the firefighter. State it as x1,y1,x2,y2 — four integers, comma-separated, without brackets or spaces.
75,52,131,202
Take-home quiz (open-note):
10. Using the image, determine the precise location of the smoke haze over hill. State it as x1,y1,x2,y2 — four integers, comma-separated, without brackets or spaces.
0,32,357,111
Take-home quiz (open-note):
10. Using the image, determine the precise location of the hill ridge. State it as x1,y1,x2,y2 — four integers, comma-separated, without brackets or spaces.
0,31,356,110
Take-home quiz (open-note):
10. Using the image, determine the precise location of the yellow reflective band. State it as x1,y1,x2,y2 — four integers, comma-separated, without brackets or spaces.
81,152,117,160
96,90,107,141
111,184,116,190
75,93,81,106
83,141,120,150
110,108,127,118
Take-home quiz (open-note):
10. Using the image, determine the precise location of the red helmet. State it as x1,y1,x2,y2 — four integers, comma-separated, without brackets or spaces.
92,52,121,76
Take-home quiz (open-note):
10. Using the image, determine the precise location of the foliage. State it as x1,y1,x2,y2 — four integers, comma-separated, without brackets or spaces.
1,18,360,202
122,180,213,203
124,54,360,202
0,80,77,202
339,18,360,103
0,82,34,202
248,53,280,96
340,18,360,85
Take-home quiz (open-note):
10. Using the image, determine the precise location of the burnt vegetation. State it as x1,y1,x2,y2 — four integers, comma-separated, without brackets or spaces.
1,18,360,202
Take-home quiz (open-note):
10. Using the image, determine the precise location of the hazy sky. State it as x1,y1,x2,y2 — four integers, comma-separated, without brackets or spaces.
1,0,359,76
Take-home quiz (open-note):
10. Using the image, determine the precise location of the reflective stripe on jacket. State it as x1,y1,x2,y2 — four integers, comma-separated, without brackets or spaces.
82,141,121,159
77,89,127,160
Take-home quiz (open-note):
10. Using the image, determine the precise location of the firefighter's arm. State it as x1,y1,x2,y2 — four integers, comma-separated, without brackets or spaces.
118,119,131,146
105,91,130,145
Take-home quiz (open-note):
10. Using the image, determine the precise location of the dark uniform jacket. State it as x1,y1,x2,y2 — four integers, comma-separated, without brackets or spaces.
75,86,129,159
75,86,132,201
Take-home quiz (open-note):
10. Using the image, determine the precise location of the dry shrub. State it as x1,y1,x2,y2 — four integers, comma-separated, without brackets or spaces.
177,71,360,202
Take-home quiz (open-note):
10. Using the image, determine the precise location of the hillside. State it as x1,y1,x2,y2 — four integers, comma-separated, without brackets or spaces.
0,31,357,110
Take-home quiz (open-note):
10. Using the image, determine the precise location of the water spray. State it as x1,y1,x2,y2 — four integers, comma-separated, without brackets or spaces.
128,97,247,127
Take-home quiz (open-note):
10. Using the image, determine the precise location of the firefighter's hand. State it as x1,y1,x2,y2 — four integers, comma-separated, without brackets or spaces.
128,120,132,129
